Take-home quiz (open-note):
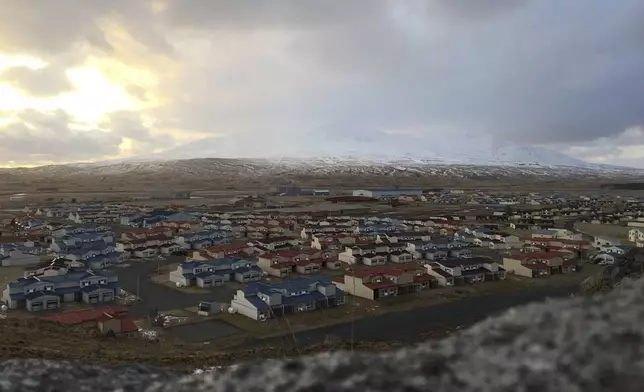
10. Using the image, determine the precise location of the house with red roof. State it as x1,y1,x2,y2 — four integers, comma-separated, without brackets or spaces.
332,265,435,300
38,305,129,325
96,312,139,335
203,243,254,259
502,255,551,278
257,249,321,277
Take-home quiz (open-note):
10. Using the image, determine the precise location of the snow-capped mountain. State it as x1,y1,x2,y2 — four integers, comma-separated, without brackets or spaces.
142,132,592,168
7,130,637,185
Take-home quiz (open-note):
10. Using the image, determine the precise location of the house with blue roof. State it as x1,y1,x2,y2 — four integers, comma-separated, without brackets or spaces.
56,242,118,264
2,268,120,311
230,277,345,321
168,258,263,288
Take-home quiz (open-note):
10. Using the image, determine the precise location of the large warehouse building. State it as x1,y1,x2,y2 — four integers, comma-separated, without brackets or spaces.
352,188,423,198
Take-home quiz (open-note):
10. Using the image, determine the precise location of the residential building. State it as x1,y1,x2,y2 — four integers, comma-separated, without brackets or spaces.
202,243,255,259
2,269,120,311
256,250,321,277
0,246,40,267
230,277,345,321
429,258,505,284
629,228,644,243
502,256,551,278
424,263,455,286
169,258,262,287
352,189,423,198
333,265,435,300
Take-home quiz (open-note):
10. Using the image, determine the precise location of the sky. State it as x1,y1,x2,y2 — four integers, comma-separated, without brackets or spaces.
1,0,644,167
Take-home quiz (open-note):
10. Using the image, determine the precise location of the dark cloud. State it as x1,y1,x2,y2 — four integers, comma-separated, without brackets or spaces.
161,0,386,30
1,0,644,165
428,0,526,20
0,110,122,164
150,0,644,148
102,111,175,149
0,65,73,96
0,0,170,56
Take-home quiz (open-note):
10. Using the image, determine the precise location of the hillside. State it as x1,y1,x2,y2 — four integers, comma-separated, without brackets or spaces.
140,130,603,168
1,157,642,193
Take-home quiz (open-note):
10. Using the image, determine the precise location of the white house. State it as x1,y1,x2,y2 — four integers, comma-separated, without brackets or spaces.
338,247,358,265
629,229,644,243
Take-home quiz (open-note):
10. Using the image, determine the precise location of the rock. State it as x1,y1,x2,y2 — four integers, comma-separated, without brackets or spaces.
0,360,180,392
2,278,644,392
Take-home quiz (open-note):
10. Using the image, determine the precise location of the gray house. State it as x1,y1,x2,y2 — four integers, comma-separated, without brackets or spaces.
169,258,263,288
2,269,120,311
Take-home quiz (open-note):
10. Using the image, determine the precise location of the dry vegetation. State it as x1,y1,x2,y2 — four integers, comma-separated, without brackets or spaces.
575,222,632,241
0,318,414,371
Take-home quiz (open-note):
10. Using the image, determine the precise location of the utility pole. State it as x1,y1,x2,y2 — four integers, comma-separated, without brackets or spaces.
136,275,140,299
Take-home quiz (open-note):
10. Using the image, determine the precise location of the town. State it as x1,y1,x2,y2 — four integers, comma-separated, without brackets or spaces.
0,186,639,345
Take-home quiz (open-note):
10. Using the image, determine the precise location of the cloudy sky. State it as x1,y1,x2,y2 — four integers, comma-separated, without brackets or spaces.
1,0,644,167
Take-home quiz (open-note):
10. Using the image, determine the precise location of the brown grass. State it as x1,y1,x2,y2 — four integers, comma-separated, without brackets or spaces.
575,222,632,241
0,267,27,286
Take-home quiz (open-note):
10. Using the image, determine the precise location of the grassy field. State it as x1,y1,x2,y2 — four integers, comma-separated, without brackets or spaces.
0,266,26,286
575,222,632,241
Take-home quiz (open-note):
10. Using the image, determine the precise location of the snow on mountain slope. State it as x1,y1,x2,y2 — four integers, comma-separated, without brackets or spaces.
142,132,591,168
40,130,638,182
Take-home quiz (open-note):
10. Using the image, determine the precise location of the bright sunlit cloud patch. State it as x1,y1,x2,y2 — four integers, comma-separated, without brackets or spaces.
0,84,56,111
60,67,140,125
1,63,145,127
0,54,46,71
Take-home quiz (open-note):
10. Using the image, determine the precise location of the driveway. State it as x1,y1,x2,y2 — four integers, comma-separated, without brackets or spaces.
114,256,236,318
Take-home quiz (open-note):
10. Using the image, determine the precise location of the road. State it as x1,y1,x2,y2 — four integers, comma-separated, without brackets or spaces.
114,256,236,318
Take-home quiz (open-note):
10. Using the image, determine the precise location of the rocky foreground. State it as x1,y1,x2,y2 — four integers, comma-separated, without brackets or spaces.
1,275,643,392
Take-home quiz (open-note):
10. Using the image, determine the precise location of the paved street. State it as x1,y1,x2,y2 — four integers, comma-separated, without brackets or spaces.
114,256,236,318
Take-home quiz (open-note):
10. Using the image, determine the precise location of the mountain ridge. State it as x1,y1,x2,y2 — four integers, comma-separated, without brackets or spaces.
1,136,641,188
132,135,598,168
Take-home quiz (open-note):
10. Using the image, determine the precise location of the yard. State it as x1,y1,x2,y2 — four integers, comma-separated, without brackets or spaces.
574,222,632,242
0,266,26,287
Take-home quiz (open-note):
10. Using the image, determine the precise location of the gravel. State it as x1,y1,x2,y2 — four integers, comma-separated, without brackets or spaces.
1,277,643,392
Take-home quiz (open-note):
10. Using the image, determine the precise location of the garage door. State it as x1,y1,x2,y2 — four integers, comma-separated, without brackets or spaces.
46,300,59,309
